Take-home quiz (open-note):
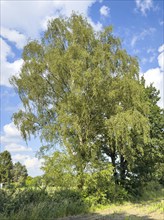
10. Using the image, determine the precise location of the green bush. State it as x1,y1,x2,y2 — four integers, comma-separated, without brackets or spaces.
140,181,163,201
0,190,9,213
83,164,129,205
0,188,90,219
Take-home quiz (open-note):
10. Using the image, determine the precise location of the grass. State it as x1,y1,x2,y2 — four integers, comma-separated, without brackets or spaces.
60,188,164,220
0,187,163,220
60,199,163,220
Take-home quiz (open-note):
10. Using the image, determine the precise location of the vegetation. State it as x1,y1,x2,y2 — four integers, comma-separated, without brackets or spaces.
0,151,28,188
0,186,163,220
0,13,163,219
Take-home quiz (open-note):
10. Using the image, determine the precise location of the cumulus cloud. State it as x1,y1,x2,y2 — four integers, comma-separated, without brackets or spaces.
1,1,103,87
158,51,164,71
12,154,44,177
158,44,164,53
135,0,153,16
5,143,32,152
24,157,44,169
87,17,103,32
143,44,164,108
0,38,23,87
1,0,97,39
1,27,27,49
100,5,110,17
157,44,164,71
131,27,156,47
1,122,22,144
1,122,43,176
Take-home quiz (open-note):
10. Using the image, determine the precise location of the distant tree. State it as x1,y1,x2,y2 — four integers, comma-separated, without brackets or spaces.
0,151,13,186
25,176,33,187
12,162,28,186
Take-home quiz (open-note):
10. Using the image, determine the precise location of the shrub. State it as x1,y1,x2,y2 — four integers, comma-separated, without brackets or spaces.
0,190,9,213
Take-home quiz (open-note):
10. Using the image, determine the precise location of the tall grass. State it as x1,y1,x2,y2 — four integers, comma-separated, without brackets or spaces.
0,188,90,219
0,182,163,220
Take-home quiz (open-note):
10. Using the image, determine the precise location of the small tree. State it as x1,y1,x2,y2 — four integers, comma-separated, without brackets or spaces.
12,162,28,187
0,151,13,187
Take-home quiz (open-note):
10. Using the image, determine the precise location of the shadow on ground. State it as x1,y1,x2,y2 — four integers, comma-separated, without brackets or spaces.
58,212,156,220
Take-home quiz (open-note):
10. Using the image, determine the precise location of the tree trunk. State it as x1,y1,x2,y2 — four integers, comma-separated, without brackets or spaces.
120,155,127,185
111,152,119,184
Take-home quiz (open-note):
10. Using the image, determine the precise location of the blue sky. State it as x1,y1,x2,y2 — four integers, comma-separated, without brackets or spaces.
0,0,164,177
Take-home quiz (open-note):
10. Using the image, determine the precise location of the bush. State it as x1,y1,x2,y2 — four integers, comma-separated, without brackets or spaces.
0,188,90,219
0,190,9,213
140,181,163,201
83,164,129,205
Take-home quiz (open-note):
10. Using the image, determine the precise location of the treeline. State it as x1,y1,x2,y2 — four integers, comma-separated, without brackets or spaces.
0,151,28,187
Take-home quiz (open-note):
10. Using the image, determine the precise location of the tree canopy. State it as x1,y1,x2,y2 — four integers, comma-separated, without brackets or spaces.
0,151,28,187
0,151,13,186
10,14,163,189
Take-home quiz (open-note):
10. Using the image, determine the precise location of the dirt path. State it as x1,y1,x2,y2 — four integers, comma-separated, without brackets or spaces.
59,200,164,220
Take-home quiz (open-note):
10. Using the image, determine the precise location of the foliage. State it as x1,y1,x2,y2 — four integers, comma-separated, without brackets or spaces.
0,151,28,188
0,151,13,186
0,188,90,219
83,163,128,205
0,186,163,219
10,13,152,189
41,151,77,188
0,189,10,213
12,162,28,187
123,83,164,195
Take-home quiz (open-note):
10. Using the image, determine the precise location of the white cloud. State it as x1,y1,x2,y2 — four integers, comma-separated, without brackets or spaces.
131,27,156,47
12,154,44,177
1,122,44,176
1,1,102,87
144,68,162,88
0,38,23,87
12,154,42,169
42,15,58,31
24,157,44,169
1,27,27,49
158,44,164,53
143,44,164,108
100,5,110,17
41,1,103,32
5,143,32,152
1,37,14,61
158,51,164,71
1,1,54,38
158,44,164,71
1,0,97,39
87,17,103,32
1,122,22,144
144,68,163,107
135,0,153,16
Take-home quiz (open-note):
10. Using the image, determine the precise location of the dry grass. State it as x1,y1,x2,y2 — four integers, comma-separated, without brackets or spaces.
59,199,164,220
